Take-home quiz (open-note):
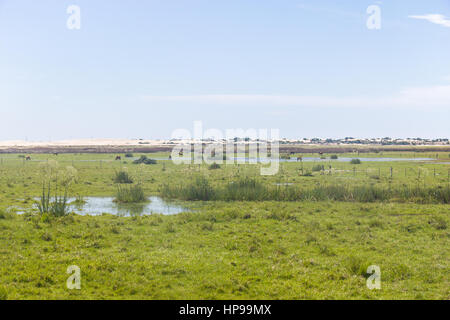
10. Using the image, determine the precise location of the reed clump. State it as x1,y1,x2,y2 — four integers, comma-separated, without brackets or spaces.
115,184,146,203
114,170,133,184
160,175,450,204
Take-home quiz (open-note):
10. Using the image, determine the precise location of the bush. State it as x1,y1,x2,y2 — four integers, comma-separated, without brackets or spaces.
330,155,338,159
114,171,133,184
124,153,134,158
350,158,362,164
133,156,157,165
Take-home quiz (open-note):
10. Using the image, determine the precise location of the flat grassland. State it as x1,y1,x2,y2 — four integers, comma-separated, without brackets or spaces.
0,151,448,299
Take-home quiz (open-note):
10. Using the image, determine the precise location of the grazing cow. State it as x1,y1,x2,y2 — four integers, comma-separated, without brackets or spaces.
297,157,302,162
25,156,31,161
318,152,324,156
115,156,122,161
53,153,59,156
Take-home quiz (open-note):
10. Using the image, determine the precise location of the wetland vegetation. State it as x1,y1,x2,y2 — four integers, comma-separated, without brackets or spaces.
0,151,448,299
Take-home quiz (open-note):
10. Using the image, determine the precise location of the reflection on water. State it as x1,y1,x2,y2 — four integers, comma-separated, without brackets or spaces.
69,196,188,216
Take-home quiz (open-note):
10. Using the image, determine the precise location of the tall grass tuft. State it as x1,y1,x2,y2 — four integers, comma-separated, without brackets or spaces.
35,182,69,217
160,176,215,201
312,164,325,172
223,177,268,201
115,184,146,203
114,170,133,184
208,163,221,170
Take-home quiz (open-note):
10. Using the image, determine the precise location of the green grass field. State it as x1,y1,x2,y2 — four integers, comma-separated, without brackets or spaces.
0,152,449,299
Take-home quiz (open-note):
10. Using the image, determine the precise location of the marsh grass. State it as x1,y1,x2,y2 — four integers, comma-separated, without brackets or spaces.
114,170,133,184
161,176,215,201
160,175,450,203
312,164,325,172
35,183,70,217
0,286,7,300
346,256,371,278
115,184,146,203
208,163,221,170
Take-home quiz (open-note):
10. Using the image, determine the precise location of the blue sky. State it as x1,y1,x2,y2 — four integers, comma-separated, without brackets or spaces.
0,0,449,140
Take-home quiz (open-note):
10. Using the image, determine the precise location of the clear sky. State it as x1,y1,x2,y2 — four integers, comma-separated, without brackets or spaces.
1,0,449,140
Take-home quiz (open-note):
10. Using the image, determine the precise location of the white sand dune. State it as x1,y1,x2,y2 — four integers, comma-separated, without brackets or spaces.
0,139,165,147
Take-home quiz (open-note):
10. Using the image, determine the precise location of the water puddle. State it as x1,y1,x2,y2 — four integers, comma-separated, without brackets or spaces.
70,196,188,216
14,196,189,217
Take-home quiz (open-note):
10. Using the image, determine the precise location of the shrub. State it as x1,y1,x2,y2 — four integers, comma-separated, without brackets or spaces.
114,171,133,184
330,155,338,159
350,158,362,164
124,153,134,158
133,156,157,165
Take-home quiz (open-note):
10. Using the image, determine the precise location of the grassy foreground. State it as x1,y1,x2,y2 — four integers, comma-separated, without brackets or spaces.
0,201,448,300
0,152,448,299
